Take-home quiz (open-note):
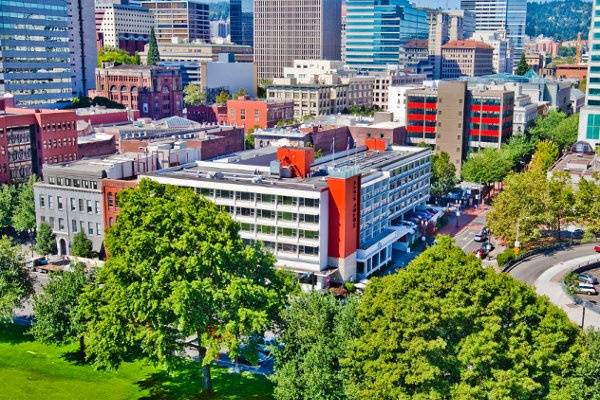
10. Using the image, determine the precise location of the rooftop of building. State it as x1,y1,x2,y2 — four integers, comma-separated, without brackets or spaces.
145,145,429,191
404,39,429,49
458,71,571,86
40,153,145,179
442,40,494,50
551,141,599,180
75,106,130,116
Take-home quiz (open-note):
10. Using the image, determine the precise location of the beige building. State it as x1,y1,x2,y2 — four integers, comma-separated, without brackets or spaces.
254,0,342,81
139,41,253,64
441,40,494,79
139,0,209,44
428,11,450,79
96,1,154,48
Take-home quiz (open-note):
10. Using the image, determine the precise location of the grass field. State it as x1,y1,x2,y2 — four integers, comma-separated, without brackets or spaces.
0,324,274,400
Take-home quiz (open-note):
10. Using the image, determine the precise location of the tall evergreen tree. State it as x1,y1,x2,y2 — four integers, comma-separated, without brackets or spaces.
516,53,530,75
146,28,160,66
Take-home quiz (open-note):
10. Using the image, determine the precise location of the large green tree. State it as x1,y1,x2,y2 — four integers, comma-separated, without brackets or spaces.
430,152,457,197
0,236,33,321
31,263,90,356
461,148,513,186
343,236,584,399
215,90,231,105
233,88,248,99
528,110,578,151
146,28,160,66
35,222,57,256
0,184,17,229
273,292,358,400
516,53,530,75
575,175,600,234
80,179,295,393
12,175,36,233
183,84,207,106
530,140,560,172
70,232,94,258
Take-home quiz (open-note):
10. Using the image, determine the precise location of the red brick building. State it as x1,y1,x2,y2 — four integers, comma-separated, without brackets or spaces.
102,178,138,230
0,95,79,183
90,65,183,120
226,97,294,133
75,107,140,127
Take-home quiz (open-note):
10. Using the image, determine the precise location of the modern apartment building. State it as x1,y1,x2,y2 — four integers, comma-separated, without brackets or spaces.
0,0,95,107
95,0,154,54
0,95,79,183
345,0,428,72
137,144,431,285
90,65,183,120
460,0,527,71
441,40,494,79
139,0,209,44
447,9,475,39
578,0,600,147
253,0,341,80
405,81,513,172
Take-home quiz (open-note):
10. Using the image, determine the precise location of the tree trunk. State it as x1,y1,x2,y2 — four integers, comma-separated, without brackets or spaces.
79,335,85,360
197,339,213,394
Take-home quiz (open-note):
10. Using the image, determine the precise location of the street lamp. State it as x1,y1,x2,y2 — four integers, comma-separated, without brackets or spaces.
455,209,461,228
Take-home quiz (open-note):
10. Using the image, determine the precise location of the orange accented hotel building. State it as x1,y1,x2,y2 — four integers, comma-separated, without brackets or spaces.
134,141,432,286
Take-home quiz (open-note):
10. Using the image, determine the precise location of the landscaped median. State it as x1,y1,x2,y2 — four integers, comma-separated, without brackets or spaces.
0,324,274,400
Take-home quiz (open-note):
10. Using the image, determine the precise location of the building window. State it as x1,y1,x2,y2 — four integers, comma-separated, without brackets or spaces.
587,114,600,140
108,193,114,208
95,201,100,214
88,222,94,235
49,217,54,228
57,196,63,210
96,223,101,236
39,195,45,207
86,200,92,213
58,218,65,231
48,195,53,209
70,198,76,211
79,198,84,212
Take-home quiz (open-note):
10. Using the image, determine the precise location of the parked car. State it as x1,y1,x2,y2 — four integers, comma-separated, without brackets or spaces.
32,257,48,267
483,242,495,252
594,245,600,253
579,273,599,285
474,232,488,242
577,286,598,296
578,282,596,290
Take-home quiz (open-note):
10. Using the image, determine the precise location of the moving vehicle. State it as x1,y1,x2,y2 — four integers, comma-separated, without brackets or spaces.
474,232,488,242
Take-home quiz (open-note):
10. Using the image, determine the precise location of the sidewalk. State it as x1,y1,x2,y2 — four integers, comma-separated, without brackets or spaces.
438,205,489,236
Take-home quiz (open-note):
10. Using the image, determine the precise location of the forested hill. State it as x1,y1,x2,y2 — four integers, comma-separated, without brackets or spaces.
526,0,591,41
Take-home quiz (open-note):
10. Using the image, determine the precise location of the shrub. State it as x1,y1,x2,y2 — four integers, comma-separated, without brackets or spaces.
496,247,516,267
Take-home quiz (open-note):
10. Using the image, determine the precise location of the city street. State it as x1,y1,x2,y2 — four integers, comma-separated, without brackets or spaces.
439,205,499,258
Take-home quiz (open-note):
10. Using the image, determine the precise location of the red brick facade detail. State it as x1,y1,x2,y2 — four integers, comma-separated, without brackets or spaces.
102,179,138,230
226,98,294,133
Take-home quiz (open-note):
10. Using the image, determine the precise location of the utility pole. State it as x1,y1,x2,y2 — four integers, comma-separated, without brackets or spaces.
581,305,586,329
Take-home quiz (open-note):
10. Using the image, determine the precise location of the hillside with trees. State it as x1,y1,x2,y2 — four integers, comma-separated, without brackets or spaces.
526,0,591,41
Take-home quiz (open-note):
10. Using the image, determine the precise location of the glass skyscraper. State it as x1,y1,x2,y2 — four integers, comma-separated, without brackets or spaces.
460,0,526,71
344,0,428,72
0,0,74,107
578,0,600,146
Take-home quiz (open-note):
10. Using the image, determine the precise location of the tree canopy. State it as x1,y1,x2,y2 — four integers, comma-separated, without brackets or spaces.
183,84,207,106
530,140,560,172
31,263,90,354
233,88,248,99
461,148,513,185
343,236,584,399
70,232,94,259
12,175,36,233
273,292,358,400
35,222,57,256
215,90,231,105
80,179,296,393
0,236,33,321
97,47,140,67
516,53,530,75
528,110,579,152
430,152,457,197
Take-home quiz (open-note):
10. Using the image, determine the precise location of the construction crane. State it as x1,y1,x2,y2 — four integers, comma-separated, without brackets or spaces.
576,32,582,64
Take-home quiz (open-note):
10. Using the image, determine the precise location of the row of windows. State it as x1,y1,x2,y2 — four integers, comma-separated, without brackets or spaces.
239,223,318,239
258,241,319,256
197,188,319,208
43,153,77,164
40,215,101,237
39,195,101,214
47,177,99,189
221,205,320,224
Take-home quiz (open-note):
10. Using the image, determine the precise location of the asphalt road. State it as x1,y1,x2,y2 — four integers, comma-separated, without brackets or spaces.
508,244,599,285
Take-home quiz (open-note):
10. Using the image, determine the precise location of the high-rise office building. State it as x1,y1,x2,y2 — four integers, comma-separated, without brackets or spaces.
460,0,526,71
254,0,341,80
345,0,428,72
240,12,253,47
0,0,96,107
578,0,600,147
229,0,242,44
428,11,450,79
96,0,154,54
140,0,209,44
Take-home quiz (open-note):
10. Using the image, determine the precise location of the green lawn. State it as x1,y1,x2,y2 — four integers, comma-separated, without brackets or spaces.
0,324,273,400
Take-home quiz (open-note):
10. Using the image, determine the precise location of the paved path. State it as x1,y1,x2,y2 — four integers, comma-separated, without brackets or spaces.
534,254,600,328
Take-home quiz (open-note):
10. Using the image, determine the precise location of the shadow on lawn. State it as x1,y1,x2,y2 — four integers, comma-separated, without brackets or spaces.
0,323,32,345
137,362,273,400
